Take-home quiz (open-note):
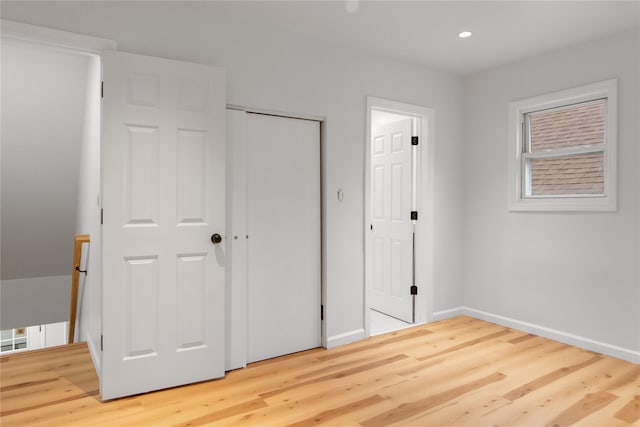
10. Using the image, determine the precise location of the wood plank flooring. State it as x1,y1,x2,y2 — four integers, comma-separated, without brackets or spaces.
1,316,638,426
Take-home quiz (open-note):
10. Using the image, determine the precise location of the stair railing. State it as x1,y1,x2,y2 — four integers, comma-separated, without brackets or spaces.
69,234,90,344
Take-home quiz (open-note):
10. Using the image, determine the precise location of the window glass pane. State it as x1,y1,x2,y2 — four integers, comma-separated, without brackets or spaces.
528,100,605,152
1,330,12,340
15,327,26,338
529,152,604,196
1,344,13,352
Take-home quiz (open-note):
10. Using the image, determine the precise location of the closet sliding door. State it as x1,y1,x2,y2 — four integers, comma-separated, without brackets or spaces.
246,113,321,363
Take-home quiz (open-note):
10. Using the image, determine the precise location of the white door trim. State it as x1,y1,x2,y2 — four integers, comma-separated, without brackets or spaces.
1,19,117,53
226,104,326,123
364,97,435,337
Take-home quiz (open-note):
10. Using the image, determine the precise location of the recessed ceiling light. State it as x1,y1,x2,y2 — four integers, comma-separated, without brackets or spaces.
458,31,473,38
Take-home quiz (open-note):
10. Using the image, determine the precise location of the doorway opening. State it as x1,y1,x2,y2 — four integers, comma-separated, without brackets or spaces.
1,21,112,374
364,97,435,337
1,38,101,350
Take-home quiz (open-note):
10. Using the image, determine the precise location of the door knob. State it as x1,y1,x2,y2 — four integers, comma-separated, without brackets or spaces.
211,233,222,244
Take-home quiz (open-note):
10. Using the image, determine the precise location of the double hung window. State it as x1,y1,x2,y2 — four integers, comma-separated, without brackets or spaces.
508,79,617,211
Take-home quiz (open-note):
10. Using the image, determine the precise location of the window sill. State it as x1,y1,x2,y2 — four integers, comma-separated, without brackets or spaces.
508,196,616,212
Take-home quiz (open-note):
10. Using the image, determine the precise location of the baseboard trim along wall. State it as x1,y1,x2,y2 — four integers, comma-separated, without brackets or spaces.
86,335,102,380
432,306,640,364
432,307,466,321
327,328,366,349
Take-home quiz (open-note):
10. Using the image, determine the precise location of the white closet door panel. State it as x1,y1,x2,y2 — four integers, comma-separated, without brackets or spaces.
225,109,248,371
246,113,321,363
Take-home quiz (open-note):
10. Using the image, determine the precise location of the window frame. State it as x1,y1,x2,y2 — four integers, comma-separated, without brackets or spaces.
508,79,617,212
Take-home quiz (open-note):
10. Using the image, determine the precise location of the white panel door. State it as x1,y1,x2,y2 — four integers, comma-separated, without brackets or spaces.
370,118,414,322
246,113,321,363
101,51,226,400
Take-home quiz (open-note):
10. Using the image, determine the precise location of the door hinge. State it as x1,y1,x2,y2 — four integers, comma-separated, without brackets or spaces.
101,81,104,98
410,285,418,295
411,136,419,146
410,211,418,221
321,304,324,321
100,209,104,224
100,334,104,351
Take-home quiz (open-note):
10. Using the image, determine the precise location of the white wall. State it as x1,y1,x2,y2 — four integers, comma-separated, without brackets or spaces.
1,41,88,329
74,55,102,373
1,3,465,343
463,29,640,356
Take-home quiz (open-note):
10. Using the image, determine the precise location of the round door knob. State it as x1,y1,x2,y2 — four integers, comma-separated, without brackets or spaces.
211,233,222,244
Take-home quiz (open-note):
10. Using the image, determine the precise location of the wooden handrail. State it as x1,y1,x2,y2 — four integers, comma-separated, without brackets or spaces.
69,234,90,344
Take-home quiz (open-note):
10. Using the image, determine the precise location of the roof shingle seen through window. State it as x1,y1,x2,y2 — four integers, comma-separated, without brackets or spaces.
526,99,606,196
529,100,605,152
530,153,604,196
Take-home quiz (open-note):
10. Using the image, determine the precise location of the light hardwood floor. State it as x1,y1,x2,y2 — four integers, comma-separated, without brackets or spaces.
1,316,638,426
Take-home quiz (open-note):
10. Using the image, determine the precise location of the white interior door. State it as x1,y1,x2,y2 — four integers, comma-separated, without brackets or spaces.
101,51,226,400
246,113,321,363
369,118,414,323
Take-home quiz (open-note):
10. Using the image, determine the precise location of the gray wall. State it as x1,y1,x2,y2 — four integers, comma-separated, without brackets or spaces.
1,42,88,329
1,276,70,328
462,29,640,352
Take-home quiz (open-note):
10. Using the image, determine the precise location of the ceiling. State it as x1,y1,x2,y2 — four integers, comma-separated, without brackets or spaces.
213,0,639,75
0,1,638,76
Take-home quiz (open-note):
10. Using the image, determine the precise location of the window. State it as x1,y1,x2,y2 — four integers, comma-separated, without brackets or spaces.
1,327,28,353
508,79,617,211
0,322,68,354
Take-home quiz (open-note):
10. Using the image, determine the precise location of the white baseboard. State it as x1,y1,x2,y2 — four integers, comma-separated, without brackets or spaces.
462,306,640,364
86,337,102,381
427,305,639,363
432,306,465,321
327,328,366,349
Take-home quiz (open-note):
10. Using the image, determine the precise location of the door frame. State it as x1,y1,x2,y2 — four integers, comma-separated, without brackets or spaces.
364,97,435,337
225,105,327,356
1,19,117,54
